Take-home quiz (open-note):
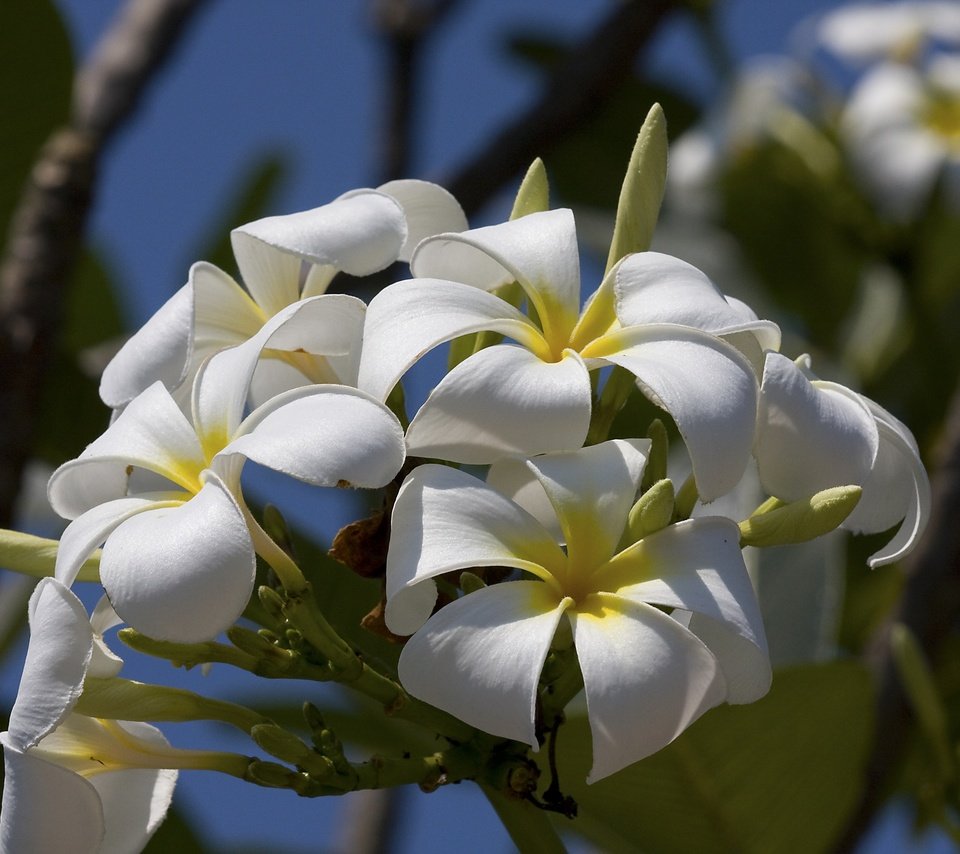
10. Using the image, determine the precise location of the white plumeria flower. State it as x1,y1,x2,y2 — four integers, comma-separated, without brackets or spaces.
48,310,406,642
359,209,778,500
813,1,960,64
1,578,177,854
841,56,960,220
100,180,467,410
754,352,931,567
385,440,771,782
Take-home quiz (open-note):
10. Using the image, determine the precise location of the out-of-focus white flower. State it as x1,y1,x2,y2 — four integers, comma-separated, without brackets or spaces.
360,209,777,500
667,57,819,220
100,181,466,411
813,1,960,64
385,440,770,782
754,352,931,567
48,314,406,642
841,55,960,219
0,578,176,854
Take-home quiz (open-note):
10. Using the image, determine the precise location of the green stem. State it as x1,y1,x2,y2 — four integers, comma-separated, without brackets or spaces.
280,587,475,742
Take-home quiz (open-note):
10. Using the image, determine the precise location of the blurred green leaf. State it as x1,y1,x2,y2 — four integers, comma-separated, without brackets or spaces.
720,141,873,347
0,0,73,247
34,250,124,465
144,808,208,854
556,662,873,853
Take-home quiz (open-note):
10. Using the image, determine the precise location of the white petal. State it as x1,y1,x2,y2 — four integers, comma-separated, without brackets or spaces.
755,353,879,501
376,179,468,261
48,383,206,519
221,385,405,488
56,495,181,589
526,439,650,572
586,324,758,501
571,594,726,782
485,458,564,542
99,473,255,642
89,595,124,679
411,209,582,350
358,278,546,402
92,723,178,854
7,579,91,749
232,190,405,312
385,465,565,636
191,261,265,351
848,418,931,567
192,295,365,449
405,345,592,464
0,740,105,853
603,517,770,703
99,285,193,409
398,581,567,748
615,252,780,352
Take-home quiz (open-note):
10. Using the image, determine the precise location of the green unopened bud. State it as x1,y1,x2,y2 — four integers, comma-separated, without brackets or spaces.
303,702,326,735
228,626,280,658
511,158,549,219
246,759,300,789
257,585,286,622
641,419,669,490
606,102,668,273
76,677,266,732
262,505,297,561
251,724,312,765
0,529,100,582
739,485,862,548
621,479,675,548
460,571,486,595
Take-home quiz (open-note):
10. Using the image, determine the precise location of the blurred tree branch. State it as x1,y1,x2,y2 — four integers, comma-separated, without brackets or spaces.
835,384,960,852
373,0,458,183
0,0,207,525
443,0,677,217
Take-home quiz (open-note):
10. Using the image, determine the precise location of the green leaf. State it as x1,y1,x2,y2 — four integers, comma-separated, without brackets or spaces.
556,662,873,853
606,103,668,272
34,250,124,465
481,784,568,854
0,0,73,248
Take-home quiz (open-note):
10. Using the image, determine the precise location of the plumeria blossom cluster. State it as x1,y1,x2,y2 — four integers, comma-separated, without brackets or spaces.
0,107,931,850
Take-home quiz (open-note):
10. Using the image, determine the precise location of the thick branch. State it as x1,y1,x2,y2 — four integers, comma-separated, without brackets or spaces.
443,0,677,216
0,0,207,525
835,385,960,852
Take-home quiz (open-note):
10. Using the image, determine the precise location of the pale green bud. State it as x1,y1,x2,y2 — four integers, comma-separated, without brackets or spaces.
511,158,549,219
0,529,99,581
606,102,668,273
641,418,669,490
459,571,486,595
739,485,862,548
251,724,313,766
621,479,675,548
